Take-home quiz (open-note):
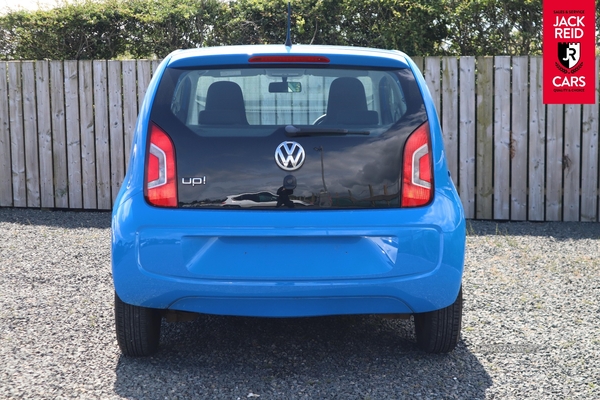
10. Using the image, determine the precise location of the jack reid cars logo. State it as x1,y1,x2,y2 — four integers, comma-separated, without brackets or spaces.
558,42,580,70
275,141,306,171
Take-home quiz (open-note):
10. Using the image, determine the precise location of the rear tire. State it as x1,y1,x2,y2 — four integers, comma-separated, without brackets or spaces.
115,292,162,357
414,287,462,353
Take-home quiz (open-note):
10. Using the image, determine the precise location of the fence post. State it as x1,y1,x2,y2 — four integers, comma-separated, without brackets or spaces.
510,56,529,221
476,56,494,219
0,62,12,207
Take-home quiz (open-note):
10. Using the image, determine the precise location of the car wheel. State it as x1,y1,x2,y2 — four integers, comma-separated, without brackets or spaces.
115,292,161,356
413,287,462,353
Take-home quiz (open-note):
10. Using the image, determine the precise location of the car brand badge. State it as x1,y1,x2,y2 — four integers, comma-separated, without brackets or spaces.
275,141,305,171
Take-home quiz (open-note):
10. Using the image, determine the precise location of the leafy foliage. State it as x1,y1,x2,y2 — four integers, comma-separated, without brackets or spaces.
337,0,448,55
0,0,226,59
0,0,553,60
0,0,131,59
445,0,542,56
123,0,224,58
218,0,447,56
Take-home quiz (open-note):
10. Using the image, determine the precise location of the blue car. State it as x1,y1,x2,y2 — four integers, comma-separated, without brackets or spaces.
112,44,466,356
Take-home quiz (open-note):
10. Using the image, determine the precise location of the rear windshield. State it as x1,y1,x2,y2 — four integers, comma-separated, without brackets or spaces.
151,66,425,136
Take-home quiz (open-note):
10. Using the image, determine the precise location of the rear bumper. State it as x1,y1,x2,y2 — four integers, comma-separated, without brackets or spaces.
112,190,465,316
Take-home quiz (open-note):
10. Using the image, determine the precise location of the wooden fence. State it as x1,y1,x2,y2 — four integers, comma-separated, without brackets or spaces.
0,56,598,221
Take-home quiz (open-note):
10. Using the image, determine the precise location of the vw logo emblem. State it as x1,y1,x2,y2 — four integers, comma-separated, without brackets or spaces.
275,141,306,171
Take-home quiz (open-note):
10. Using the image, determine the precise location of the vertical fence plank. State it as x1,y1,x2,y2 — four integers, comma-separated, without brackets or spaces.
50,61,69,208
0,62,12,207
122,60,137,167
528,57,545,221
563,104,581,221
260,75,276,125
411,56,424,75
424,57,441,114
291,80,309,125
22,62,40,207
93,60,111,210
510,56,529,221
305,76,324,124
580,57,599,222
108,61,125,205
79,60,97,209
151,59,160,75
442,57,458,180
476,57,494,219
8,62,25,207
275,91,292,124
546,104,564,221
64,61,82,208
36,60,54,208
137,60,152,113
241,78,260,124
493,56,511,220
458,56,476,219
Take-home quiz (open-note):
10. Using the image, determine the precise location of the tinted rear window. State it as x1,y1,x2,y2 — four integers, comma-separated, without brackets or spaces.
152,66,424,137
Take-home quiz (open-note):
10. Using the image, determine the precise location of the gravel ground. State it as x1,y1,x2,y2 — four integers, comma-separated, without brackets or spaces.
0,208,598,399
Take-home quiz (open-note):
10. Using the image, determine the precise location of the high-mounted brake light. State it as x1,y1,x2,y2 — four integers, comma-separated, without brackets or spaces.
401,122,433,207
248,56,330,63
145,123,177,207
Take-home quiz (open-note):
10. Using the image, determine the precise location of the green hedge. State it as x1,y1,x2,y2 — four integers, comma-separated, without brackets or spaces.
0,0,546,60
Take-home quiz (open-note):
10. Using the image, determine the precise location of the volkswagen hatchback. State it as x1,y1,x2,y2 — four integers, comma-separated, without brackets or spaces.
112,44,466,356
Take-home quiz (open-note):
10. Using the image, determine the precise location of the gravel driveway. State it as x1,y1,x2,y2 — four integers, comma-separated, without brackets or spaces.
0,208,598,399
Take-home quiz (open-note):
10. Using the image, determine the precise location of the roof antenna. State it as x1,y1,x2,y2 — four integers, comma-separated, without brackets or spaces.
285,2,292,47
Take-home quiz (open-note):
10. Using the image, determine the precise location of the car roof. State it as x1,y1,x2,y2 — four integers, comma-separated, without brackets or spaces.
167,44,411,69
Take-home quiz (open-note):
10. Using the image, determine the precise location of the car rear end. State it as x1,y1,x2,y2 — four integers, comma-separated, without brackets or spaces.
112,45,465,355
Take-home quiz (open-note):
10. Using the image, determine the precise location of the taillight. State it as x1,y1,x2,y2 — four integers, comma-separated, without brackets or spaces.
145,123,177,207
401,122,433,207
